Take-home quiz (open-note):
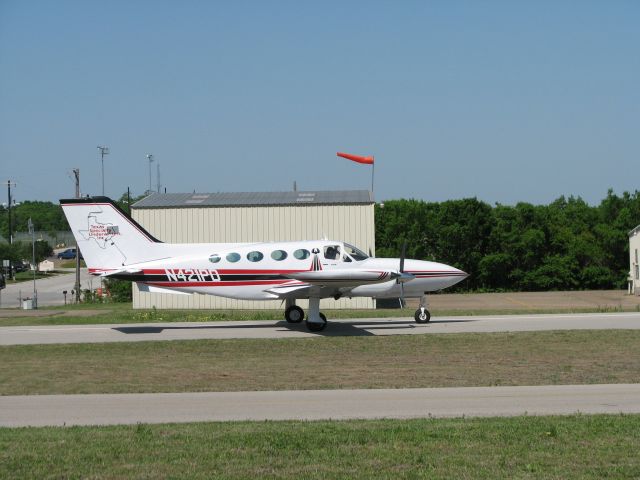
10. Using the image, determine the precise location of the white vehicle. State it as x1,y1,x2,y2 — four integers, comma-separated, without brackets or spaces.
60,196,468,331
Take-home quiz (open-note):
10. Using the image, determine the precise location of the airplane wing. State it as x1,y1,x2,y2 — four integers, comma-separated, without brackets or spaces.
263,282,313,299
137,283,191,295
283,269,395,285
264,269,398,299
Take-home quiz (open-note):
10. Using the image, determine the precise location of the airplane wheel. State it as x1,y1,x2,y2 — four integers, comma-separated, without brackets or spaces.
306,313,327,332
415,308,431,323
284,305,304,323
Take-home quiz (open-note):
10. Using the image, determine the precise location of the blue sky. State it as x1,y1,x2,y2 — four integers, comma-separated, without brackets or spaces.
1,1,638,205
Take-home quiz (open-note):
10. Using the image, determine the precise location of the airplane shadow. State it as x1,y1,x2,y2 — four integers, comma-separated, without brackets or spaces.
112,318,474,337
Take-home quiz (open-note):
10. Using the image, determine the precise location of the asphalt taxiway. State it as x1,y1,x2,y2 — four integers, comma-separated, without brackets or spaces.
1,312,639,345
1,384,639,427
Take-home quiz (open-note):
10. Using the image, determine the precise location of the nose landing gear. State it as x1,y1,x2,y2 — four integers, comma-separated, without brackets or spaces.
414,307,431,323
414,294,431,323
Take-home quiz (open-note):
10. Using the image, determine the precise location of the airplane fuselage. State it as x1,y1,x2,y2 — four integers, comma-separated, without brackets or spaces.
98,240,467,301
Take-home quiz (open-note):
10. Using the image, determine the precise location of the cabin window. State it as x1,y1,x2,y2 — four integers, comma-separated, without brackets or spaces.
247,251,264,262
209,254,221,263
323,245,341,260
294,249,310,260
271,250,288,261
226,252,241,263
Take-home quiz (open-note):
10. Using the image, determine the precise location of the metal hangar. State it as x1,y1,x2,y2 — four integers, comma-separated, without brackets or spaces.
629,225,640,294
130,190,376,309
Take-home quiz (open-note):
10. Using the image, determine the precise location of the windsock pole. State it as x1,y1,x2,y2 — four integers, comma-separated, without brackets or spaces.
371,161,374,197
336,152,375,197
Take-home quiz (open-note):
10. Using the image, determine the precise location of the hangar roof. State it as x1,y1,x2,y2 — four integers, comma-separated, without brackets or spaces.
132,190,374,209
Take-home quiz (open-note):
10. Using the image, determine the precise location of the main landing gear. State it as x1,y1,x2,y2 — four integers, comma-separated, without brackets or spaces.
284,305,304,323
284,298,327,332
414,294,431,324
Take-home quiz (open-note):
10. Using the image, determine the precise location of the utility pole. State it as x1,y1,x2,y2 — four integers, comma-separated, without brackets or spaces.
97,146,109,196
156,162,161,193
146,154,154,194
73,169,81,303
5,180,16,244
28,218,37,308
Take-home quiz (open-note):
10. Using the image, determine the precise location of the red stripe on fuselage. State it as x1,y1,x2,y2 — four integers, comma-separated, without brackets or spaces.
141,268,306,275
148,280,293,287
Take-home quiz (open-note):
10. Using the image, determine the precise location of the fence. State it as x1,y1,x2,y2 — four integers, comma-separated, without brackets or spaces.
2,231,75,247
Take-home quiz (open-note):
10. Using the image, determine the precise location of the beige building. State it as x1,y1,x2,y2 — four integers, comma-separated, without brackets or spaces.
629,225,640,294
131,190,376,309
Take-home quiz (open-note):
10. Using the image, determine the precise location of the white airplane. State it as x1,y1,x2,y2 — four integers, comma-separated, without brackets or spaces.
61,196,468,331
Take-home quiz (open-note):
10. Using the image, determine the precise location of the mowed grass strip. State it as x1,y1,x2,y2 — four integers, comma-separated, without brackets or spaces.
2,305,638,326
1,330,639,395
0,307,417,327
1,415,639,479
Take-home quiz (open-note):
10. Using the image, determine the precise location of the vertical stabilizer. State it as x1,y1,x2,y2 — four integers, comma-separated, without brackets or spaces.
60,196,162,272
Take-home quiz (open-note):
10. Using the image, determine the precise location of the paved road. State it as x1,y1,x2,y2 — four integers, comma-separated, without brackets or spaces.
0,269,93,308
1,312,639,345
1,384,638,427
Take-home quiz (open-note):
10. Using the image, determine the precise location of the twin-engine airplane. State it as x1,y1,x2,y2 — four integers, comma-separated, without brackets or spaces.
60,196,468,331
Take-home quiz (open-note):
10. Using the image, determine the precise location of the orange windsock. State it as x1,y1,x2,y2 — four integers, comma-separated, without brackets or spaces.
337,152,374,165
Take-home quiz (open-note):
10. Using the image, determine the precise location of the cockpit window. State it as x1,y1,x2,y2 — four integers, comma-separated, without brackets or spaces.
344,243,369,261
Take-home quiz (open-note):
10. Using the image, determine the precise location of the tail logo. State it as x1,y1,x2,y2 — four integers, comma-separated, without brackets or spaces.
79,211,121,249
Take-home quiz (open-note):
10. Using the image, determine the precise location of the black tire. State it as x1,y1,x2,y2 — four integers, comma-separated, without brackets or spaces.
306,312,327,332
414,308,431,323
284,305,304,323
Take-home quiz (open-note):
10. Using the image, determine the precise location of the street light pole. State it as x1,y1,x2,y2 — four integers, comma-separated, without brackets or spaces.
146,154,154,194
97,146,109,196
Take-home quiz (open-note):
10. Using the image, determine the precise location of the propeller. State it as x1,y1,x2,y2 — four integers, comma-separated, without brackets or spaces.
396,242,415,308
399,243,406,308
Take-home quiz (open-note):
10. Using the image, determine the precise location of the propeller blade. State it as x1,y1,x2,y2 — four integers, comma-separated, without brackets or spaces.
399,241,408,308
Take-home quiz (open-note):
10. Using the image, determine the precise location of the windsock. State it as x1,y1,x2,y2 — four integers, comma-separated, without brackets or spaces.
337,152,374,165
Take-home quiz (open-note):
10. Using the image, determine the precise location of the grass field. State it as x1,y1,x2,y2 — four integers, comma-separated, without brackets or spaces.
1,414,639,479
6,270,61,284
2,330,639,395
